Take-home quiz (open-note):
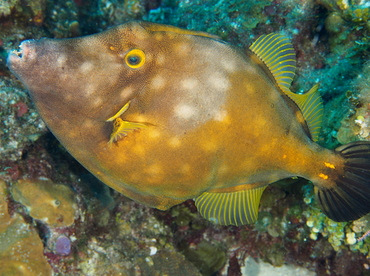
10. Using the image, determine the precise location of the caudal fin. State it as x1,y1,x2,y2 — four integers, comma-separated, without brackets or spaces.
315,141,370,222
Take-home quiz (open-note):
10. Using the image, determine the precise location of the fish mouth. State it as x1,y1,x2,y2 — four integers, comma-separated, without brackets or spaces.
7,40,37,71
8,40,37,62
13,43,24,58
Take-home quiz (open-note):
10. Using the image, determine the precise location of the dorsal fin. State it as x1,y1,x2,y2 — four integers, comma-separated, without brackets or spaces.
250,33,324,141
195,186,267,226
139,21,220,39
250,33,296,93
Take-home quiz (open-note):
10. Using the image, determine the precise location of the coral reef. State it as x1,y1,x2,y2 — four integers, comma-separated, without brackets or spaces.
337,61,370,144
0,79,46,161
0,0,20,17
45,0,80,38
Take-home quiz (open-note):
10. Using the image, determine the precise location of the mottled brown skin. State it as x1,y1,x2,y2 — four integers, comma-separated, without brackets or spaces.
7,21,343,210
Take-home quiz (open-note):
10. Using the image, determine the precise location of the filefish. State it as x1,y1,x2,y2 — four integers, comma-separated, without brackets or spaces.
7,21,370,226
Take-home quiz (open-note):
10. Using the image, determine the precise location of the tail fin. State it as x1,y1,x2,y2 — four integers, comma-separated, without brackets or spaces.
315,141,370,222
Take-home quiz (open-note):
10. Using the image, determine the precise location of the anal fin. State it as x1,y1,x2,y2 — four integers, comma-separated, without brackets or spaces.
195,185,267,226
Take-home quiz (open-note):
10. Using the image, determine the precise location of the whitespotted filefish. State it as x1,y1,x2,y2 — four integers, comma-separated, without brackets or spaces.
7,21,370,226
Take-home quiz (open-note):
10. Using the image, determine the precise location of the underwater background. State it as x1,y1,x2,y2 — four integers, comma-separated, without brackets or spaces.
1,0,370,275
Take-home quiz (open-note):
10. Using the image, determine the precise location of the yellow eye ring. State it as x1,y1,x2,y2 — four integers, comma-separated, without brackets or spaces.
125,49,146,69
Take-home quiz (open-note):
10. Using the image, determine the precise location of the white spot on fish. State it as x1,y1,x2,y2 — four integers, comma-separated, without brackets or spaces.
80,61,94,73
181,78,199,90
90,97,102,107
120,86,133,99
208,72,229,91
175,43,190,55
168,137,181,148
156,53,166,65
220,58,236,72
146,164,163,175
174,104,197,119
57,55,67,66
214,110,229,122
84,83,96,96
150,75,165,90
148,129,161,139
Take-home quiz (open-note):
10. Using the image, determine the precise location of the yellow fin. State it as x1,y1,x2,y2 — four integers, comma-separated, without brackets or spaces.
106,101,131,122
108,118,147,145
285,84,324,141
250,33,296,93
250,33,323,141
195,186,267,226
140,21,220,39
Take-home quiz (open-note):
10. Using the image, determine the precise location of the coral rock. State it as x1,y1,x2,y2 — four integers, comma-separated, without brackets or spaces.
11,178,76,227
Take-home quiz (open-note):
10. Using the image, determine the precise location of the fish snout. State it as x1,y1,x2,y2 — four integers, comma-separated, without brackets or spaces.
7,39,37,66
6,39,43,80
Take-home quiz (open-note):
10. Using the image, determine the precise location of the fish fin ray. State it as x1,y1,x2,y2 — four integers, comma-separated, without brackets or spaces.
285,84,324,141
140,21,220,39
250,33,324,141
249,33,296,91
108,118,147,145
195,186,267,226
315,141,370,221
106,101,131,122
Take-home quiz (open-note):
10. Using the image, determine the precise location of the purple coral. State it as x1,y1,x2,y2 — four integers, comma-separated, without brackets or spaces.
55,235,71,256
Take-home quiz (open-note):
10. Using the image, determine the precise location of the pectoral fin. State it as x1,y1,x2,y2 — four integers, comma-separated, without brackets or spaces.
195,185,267,226
108,118,147,145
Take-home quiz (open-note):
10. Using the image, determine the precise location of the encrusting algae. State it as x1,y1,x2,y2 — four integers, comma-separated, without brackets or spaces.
6,20,370,227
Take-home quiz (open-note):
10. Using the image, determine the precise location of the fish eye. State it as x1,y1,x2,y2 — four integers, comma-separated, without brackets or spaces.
125,49,145,69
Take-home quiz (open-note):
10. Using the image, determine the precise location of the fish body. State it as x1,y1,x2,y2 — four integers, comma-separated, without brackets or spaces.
7,21,370,225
